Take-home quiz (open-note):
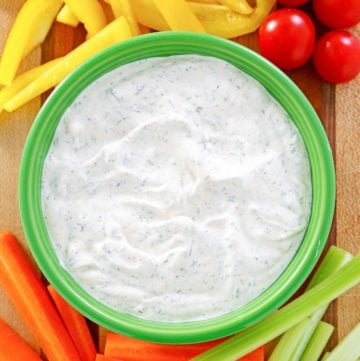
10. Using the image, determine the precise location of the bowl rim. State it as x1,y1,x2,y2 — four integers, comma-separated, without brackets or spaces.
19,31,335,344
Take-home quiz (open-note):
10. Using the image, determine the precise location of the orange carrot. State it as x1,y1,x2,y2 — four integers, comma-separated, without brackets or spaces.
96,355,121,361
0,232,82,361
47,285,97,361
0,319,42,361
239,346,264,361
104,332,264,361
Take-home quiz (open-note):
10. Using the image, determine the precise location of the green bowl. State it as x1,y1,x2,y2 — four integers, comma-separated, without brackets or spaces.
19,32,335,344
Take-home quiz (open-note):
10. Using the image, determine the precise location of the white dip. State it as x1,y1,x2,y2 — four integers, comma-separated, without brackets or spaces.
42,55,312,322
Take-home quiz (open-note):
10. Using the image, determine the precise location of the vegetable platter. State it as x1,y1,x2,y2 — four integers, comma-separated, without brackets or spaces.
0,0,359,359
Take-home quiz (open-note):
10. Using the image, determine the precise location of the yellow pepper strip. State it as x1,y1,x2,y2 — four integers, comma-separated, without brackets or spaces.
139,24,152,34
131,0,275,38
57,5,80,27
218,0,254,14
189,0,219,3
131,0,168,31
0,58,62,113
63,0,107,38
0,0,63,86
152,0,206,32
188,0,275,37
4,17,132,112
107,0,140,35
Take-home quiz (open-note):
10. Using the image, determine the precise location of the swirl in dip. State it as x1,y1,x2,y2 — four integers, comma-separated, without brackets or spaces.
42,55,312,322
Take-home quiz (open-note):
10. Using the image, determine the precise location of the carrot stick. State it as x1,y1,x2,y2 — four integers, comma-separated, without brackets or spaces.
0,319,42,361
96,355,122,361
0,232,82,361
239,346,264,361
104,332,264,361
47,285,97,361
97,350,264,361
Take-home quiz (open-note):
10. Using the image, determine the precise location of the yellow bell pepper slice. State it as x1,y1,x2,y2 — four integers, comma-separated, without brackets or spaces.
0,0,63,86
4,17,132,112
131,0,275,38
57,5,80,27
189,0,219,3
218,0,254,14
63,0,107,38
152,0,206,32
189,0,274,37
131,0,168,31
107,0,140,35
0,58,62,113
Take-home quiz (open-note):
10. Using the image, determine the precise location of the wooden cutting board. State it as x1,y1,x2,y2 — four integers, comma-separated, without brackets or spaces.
0,0,359,355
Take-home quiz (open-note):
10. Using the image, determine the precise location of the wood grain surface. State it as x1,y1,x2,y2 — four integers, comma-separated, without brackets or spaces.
0,0,359,356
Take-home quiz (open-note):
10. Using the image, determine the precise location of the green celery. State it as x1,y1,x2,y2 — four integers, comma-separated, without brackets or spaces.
191,252,360,361
307,247,353,288
270,247,352,361
268,318,311,361
289,307,328,360
325,323,360,361
300,321,334,361
321,352,330,361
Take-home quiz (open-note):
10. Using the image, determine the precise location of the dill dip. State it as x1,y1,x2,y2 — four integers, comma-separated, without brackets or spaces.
42,55,312,322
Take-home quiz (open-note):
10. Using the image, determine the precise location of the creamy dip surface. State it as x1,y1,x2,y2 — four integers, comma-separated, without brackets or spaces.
42,55,312,322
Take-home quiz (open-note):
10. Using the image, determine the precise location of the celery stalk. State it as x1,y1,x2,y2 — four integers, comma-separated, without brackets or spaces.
300,321,334,361
270,247,352,361
289,306,328,359
325,323,360,361
191,252,360,361
321,352,330,361
268,318,311,361
306,247,353,288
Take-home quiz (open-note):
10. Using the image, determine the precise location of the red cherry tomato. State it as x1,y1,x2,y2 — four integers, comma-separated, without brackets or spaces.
258,9,316,70
313,31,360,84
277,0,310,6
313,0,360,29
